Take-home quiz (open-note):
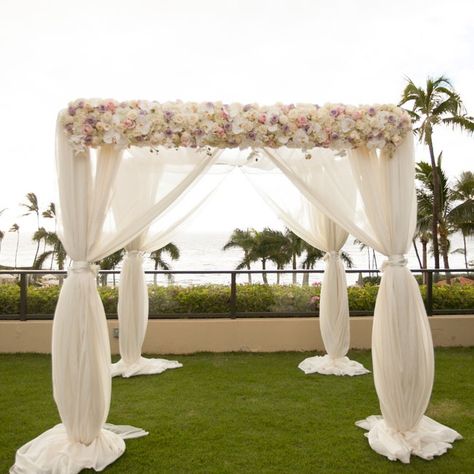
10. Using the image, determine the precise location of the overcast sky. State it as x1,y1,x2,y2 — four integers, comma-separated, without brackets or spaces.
1,0,473,231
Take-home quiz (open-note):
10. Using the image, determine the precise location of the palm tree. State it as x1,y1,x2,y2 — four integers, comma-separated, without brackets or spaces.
20,192,41,265
33,250,54,270
414,188,432,283
449,171,474,269
283,228,304,284
35,231,67,272
265,229,291,285
301,244,325,286
9,223,20,268
149,243,180,284
98,249,125,286
222,228,256,283
416,161,454,273
399,76,474,268
47,232,67,270
249,228,287,284
353,239,378,275
42,202,57,229
32,226,49,258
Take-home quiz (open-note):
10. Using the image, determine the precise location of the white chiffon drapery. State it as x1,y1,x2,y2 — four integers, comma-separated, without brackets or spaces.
11,132,218,473
263,137,461,462
242,161,368,376
11,121,462,469
111,148,228,378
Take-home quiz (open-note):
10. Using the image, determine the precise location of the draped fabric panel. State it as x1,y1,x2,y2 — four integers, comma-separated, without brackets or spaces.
242,162,368,376
263,136,461,462
11,131,219,473
111,148,229,378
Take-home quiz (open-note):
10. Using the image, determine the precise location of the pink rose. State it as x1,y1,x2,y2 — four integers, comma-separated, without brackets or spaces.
83,124,94,134
122,118,136,129
105,101,116,112
296,116,308,127
258,114,267,124
215,126,225,137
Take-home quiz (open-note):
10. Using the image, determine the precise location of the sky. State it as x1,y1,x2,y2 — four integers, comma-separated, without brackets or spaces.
0,0,473,232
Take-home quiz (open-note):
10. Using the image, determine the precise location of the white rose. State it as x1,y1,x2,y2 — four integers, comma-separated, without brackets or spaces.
340,118,355,133
229,103,241,117
127,110,138,120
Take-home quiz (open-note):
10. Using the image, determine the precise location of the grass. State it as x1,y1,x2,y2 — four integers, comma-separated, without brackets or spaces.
1,349,474,473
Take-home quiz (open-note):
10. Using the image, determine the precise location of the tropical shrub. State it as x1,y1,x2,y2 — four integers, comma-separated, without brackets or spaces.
0,282,473,317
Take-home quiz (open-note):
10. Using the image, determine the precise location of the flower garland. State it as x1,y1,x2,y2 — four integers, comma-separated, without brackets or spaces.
60,99,412,154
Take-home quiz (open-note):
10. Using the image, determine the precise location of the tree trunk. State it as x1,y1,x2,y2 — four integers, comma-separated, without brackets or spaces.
154,261,158,285
33,240,40,267
14,234,19,268
292,254,297,285
302,267,309,286
372,249,378,270
426,134,440,268
413,239,422,268
262,259,268,284
276,266,280,285
462,232,468,269
439,221,451,283
246,260,252,284
32,213,40,266
422,239,428,285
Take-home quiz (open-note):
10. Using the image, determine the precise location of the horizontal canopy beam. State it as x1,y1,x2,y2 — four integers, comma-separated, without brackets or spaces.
60,99,411,154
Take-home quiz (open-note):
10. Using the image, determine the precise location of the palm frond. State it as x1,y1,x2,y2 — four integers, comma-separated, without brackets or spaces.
33,251,53,269
441,115,474,133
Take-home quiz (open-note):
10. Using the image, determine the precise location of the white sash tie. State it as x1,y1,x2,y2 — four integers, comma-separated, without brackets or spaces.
381,254,408,272
68,260,99,277
323,250,340,262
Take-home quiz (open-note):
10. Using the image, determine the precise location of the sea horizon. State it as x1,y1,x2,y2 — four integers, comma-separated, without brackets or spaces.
0,229,472,286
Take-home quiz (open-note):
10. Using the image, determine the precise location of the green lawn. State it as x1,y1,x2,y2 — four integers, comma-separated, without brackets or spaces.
1,349,473,473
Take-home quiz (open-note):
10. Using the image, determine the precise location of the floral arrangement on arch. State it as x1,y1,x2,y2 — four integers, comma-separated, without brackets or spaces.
60,99,412,154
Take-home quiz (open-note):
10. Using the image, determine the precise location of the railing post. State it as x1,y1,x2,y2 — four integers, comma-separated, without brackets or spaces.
230,272,237,319
19,273,28,321
426,270,433,316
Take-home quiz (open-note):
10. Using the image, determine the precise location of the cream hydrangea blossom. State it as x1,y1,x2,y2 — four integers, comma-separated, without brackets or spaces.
60,99,412,155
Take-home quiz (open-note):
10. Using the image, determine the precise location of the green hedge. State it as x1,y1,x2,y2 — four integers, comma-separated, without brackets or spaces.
0,282,473,316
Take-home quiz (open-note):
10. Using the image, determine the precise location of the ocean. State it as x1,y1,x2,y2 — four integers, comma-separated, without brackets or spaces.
0,230,471,286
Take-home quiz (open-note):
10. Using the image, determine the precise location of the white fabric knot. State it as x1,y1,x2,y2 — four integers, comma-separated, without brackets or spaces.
381,254,408,272
323,251,340,262
68,261,99,276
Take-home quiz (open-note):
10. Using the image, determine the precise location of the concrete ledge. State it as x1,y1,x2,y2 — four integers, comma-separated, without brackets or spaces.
0,315,473,354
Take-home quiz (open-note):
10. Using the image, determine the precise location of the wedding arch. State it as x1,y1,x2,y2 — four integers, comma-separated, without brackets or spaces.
11,100,462,473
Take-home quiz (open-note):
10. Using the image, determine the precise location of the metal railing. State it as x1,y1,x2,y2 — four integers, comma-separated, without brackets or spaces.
0,268,472,320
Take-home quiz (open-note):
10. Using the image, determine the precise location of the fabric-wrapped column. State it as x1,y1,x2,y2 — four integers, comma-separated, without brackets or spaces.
299,250,369,376
260,136,461,462
111,249,182,377
347,139,463,462
10,133,148,474
356,253,461,462
250,151,368,376
109,146,226,378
